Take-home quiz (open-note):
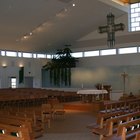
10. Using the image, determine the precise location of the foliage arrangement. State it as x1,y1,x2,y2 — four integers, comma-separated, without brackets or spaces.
43,48,78,86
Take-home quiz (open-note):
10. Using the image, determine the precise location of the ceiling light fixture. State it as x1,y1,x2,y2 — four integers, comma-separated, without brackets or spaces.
29,32,32,36
2,63,7,68
20,0,75,41
23,36,28,39
72,3,75,6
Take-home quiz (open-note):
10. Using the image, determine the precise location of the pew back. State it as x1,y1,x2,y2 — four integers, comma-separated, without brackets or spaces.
117,119,140,140
105,111,140,136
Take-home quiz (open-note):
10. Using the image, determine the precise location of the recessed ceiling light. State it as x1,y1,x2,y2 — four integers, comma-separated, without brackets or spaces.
72,3,75,7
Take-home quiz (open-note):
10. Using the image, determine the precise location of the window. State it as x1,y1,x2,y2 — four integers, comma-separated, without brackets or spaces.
6,51,17,57
10,77,17,88
84,50,99,57
130,2,140,31
37,54,46,58
47,55,52,59
100,49,116,56
23,53,32,58
118,47,137,54
1,51,6,56
52,54,59,59
71,52,83,58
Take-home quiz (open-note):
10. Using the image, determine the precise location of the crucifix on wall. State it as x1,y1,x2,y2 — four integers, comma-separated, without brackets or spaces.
121,72,128,95
98,12,125,48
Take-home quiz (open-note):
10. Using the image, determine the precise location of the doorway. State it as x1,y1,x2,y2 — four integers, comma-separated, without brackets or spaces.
24,77,33,88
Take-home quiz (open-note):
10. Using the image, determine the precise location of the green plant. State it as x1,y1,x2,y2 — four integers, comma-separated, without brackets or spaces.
43,48,78,86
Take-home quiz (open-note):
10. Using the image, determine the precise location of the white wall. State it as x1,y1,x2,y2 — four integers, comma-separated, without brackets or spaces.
70,53,140,96
0,56,46,88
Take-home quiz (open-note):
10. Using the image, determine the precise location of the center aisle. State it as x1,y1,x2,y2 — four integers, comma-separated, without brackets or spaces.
38,110,99,140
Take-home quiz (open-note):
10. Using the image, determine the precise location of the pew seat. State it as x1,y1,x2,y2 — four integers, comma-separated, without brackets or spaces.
87,111,126,130
92,111,140,140
102,119,140,140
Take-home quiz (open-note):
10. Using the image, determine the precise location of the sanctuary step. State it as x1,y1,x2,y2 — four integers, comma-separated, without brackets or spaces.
63,101,104,112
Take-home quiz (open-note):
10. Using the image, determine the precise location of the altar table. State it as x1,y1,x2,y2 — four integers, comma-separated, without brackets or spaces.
77,89,108,102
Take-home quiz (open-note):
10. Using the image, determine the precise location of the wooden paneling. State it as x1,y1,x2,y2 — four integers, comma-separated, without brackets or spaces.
119,0,140,4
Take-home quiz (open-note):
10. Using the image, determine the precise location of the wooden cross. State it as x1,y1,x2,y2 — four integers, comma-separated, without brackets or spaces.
98,12,125,48
121,72,128,95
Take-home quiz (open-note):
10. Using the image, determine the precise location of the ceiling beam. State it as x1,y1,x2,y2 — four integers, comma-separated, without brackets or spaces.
119,0,140,4
99,0,129,12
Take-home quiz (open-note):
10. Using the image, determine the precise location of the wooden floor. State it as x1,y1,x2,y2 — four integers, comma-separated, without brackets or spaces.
38,109,99,140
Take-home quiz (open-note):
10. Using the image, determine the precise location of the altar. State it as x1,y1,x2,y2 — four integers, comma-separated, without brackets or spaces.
77,89,109,103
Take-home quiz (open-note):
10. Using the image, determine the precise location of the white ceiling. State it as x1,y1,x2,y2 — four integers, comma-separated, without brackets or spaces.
0,0,130,53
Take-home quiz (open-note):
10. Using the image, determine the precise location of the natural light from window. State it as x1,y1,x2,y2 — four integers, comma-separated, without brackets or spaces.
100,49,116,56
0,46,140,59
1,51,6,56
10,77,17,88
84,50,99,57
71,52,83,58
130,2,140,31
6,51,17,57
37,54,46,58
23,53,32,58
118,47,137,54
47,55,52,59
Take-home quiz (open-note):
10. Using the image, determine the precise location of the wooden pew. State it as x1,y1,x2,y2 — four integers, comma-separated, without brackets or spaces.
0,88,49,110
22,111,44,138
0,112,44,139
101,99,140,114
135,132,140,140
126,101,140,113
37,104,52,130
102,118,140,140
101,101,126,113
0,135,23,140
0,115,33,139
52,103,65,120
87,111,126,129
0,123,30,140
92,111,140,140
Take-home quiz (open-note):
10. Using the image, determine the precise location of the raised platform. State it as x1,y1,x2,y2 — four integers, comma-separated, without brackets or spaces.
63,101,104,112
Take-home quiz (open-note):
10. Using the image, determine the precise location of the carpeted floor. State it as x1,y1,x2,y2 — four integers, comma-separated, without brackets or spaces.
38,110,99,140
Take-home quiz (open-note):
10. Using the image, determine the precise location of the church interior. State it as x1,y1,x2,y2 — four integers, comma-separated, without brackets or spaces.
0,0,140,140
